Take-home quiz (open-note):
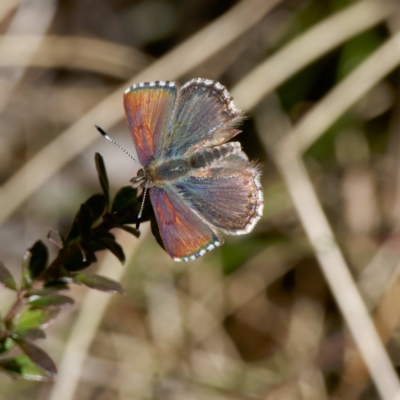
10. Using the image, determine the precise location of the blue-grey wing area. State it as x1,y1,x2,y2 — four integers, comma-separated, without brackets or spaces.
175,144,264,235
163,78,244,158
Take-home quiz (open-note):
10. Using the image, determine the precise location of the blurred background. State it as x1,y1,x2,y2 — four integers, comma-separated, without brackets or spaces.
2,0,400,399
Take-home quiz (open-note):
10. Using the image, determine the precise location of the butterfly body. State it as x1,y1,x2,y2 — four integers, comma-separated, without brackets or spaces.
123,78,263,262
132,143,241,187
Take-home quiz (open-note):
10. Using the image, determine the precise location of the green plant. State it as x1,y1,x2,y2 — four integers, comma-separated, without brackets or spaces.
0,153,144,381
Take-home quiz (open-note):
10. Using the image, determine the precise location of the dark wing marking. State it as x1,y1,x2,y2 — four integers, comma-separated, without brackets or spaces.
123,81,179,167
163,78,244,158
150,187,223,262
175,147,264,235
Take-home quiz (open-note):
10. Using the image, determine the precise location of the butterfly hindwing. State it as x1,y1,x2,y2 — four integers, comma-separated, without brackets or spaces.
164,78,244,158
123,81,179,167
150,187,223,262
176,144,264,235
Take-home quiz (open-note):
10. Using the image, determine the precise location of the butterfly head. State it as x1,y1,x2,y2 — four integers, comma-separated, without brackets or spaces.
130,168,154,189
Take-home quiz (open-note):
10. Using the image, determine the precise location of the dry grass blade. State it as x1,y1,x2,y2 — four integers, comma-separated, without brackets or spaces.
335,262,400,399
0,0,281,224
357,239,400,311
232,0,396,111
0,0,57,110
278,29,400,155
265,27,400,400
0,36,152,79
286,298,328,400
274,155,400,400
0,0,19,22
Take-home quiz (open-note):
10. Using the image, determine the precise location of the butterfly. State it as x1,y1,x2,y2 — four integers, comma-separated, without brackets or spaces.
118,78,263,262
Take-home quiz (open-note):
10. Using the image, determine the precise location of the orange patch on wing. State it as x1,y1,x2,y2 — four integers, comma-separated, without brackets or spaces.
133,124,154,165
150,187,220,260
123,85,177,166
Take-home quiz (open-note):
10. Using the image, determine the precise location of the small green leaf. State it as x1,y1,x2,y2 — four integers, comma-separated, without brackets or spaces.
27,284,69,297
0,355,53,381
15,339,57,378
21,250,32,288
47,229,64,249
95,153,109,209
88,240,107,252
112,186,138,213
92,230,115,241
95,237,125,263
115,211,137,225
63,247,96,272
85,194,107,222
117,225,140,238
16,308,60,331
65,216,80,243
72,273,123,293
77,203,93,238
66,194,107,244
0,261,17,290
28,295,74,308
0,338,15,354
12,329,46,340
28,241,48,280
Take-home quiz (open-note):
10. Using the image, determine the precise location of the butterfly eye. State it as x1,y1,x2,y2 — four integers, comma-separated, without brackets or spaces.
130,168,149,188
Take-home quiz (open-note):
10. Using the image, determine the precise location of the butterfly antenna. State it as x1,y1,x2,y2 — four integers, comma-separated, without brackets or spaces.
136,187,148,230
95,125,142,168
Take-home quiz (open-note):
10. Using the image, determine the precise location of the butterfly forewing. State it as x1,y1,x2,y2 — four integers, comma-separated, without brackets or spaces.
163,78,244,158
150,187,222,261
123,81,178,167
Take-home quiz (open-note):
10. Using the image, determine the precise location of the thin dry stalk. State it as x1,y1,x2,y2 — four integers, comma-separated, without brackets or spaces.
232,0,396,111
268,28,400,400
286,298,328,400
274,154,400,400
357,238,400,311
0,0,281,223
274,33,400,397
241,15,400,396
278,29,400,155
0,0,19,22
0,0,57,110
334,262,400,399
273,30,400,399
0,36,152,79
